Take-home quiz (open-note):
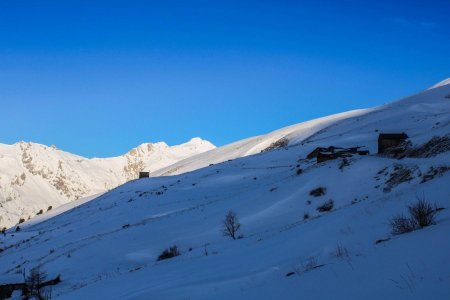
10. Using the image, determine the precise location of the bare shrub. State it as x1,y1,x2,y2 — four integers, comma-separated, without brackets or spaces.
389,214,416,234
332,243,349,258
316,200,334,212
390,198,438,234
157,245,180,261
222,210,241,240
408,198,437,228
310,187,326,197
302,256,319,272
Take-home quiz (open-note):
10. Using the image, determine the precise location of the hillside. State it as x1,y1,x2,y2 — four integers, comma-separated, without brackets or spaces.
0,81,449,299
0,138,215,229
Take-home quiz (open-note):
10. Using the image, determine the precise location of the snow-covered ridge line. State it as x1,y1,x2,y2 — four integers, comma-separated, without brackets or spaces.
428,77,450,89
153,79,450,177
0,137,215,228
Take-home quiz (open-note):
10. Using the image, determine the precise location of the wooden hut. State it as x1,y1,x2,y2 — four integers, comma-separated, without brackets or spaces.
139,172,150,179
377,133,408,154
307,146,369,163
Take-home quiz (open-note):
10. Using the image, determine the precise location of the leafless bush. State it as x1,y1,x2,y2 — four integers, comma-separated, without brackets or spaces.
157,245,180,261
316,200,334,212
408,198,437,228
310,187,326,197
390,197,438,234
332,243,349,258
222,210,241,240
302,256,319,272
390,214,416,234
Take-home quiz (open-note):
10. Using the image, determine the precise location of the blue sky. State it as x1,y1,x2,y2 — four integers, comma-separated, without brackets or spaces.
0,0,449,157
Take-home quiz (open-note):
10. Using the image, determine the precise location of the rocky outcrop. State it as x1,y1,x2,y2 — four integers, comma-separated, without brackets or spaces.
0,138,215,228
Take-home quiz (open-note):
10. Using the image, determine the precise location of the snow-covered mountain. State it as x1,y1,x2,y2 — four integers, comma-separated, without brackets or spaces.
0,80,449,299
0,138,215,228
153,80,450,177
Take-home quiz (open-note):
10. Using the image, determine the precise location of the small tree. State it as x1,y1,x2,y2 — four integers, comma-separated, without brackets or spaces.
222,210,241,240
26,266,48,299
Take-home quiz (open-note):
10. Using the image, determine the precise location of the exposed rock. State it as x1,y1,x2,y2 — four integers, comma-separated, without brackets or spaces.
406,134,450,158
421,165,450,183
261,138,289,152
383,164,420,192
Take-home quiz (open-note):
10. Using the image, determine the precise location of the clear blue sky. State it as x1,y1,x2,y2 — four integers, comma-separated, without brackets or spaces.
1,0,449,157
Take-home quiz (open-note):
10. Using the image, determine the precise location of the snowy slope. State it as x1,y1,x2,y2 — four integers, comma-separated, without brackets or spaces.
151,109,369,176
0,138,215,228
153,79,450,177
0,82,449,299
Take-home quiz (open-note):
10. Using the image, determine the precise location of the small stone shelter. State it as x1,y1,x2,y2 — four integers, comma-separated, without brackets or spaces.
378,133,408,154
139,172,150,179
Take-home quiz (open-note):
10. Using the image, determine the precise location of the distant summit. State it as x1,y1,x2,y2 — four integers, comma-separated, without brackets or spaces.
0,138,215,228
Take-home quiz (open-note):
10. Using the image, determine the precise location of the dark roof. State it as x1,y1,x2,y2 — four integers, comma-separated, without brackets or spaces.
378,133,408,140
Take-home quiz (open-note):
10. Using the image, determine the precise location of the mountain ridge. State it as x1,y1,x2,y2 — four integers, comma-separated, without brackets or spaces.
0,137,215,228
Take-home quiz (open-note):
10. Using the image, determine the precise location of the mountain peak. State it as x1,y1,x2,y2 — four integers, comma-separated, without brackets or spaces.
175,137,216,152
188,137,204,143
0,137,215,228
